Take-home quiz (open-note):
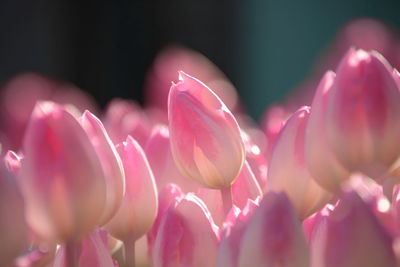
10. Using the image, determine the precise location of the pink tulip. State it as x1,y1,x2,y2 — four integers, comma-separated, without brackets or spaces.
19,101,106,242
0,160,27,266
4,150,23,175
168,71,245,189
217,199,259,267
152,193,219,267
103,99,153,146
241,131,268,191
144,125,199,193
305,71,350,192
326,48,400,177
148,184,184,258
144,46,240,112
238,192,310,267
53,228,117,267
311,191,396,267
231,160,263,209
81,111,125,225
104,136,158,243
0,72,97,151
267,107,331,219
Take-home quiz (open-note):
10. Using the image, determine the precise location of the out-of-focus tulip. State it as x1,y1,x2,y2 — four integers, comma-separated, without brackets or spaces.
81,111,125,226
152,193,219,267
217,199,258,267
267,107,331,219
103,99,153,146
238,192,310,267
326,48,400,177
19,101,106,242
144,46,240,112
144,125,199,193
311,191,396,267
260,104,288,160
4,150,23,175
231,160,263,209
305,71,350,192
148,184,184,257
241,131,268,191
53,228,117,267
0,72,97,150
0,161,27,266
105,136,158,242
168,71,245,189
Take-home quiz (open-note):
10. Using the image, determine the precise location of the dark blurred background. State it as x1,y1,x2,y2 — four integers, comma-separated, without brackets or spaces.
1,0,400,120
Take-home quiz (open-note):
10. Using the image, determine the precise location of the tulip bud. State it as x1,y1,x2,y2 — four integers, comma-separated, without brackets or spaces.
20,101,106,242
152,193,219,267
305,71,350,192
168,71,245,189
144,125,199,193
326,48,400,177
0,161,27,266
238,192,310,267
148,184,184,257
267,107,331,219
311,191,397,267
105,136,158,242
231,160,263,209
81,111,125,225
217,199,259,267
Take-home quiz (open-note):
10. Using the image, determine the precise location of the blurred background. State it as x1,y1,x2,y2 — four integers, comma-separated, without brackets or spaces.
1,0,400,120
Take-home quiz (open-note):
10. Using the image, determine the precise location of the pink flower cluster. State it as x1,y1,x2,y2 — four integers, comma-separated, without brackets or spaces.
2,19,400,267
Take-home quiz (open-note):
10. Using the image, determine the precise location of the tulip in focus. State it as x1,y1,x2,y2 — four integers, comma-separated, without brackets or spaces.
168,71,245,189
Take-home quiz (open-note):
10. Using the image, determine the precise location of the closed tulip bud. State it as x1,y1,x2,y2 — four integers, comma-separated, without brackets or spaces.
326,48,400,177
0,161,27,266
238,192,310,267
81,111,125,225
148,184,184,257
152,193,219,267
231,160,263,209
217,199,259,267
267,107,331,219
105,136,158,242
168,71,245,189
305,71,350,192
144,125,199,193
311,191,397,267
20,101,106,242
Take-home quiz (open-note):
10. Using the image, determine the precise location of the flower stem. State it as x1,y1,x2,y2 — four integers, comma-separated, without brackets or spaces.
123,238,136,267
221,185,233,218
65,240,80,267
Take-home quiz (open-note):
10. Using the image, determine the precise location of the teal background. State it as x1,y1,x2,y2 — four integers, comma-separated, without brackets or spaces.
238,0,400,120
